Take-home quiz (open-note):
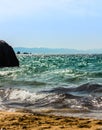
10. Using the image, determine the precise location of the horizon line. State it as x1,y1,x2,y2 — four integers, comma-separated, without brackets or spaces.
14,47,102,51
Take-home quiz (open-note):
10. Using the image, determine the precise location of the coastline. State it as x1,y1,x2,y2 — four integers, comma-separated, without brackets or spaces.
0,110,102,130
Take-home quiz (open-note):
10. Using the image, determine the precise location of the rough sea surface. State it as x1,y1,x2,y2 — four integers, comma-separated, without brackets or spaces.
0,54,102,119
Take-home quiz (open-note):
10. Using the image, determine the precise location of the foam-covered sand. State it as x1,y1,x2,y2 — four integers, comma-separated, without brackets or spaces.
0,110,102,130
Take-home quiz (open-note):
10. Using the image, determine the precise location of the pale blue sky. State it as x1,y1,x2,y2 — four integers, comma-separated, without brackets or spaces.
0,0,102,49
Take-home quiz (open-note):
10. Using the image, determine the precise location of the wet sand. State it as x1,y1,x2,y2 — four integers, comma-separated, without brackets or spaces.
0,111,102,130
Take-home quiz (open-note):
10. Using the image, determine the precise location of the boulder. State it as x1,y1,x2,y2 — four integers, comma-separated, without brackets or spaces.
0,40,19,67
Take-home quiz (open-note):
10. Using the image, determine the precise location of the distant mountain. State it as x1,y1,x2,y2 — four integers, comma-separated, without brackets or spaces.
14,47,102,54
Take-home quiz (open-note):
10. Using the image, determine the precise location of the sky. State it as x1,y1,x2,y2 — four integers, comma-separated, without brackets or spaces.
0,0,102,49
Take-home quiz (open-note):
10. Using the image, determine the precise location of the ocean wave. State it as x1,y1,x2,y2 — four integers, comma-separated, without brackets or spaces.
0,83,102,111
42,83,102,94
0,55,102,115
1,54,102,86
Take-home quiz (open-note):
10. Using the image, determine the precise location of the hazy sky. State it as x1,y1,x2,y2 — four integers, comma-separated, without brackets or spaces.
0,0,102,49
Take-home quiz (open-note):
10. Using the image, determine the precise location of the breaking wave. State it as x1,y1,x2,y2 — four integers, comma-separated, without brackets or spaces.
0,83,102,112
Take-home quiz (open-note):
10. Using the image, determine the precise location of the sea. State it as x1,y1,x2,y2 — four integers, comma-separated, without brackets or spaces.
0,54,102,119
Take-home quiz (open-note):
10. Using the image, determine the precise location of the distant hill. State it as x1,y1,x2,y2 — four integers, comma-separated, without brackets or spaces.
14,47,102,54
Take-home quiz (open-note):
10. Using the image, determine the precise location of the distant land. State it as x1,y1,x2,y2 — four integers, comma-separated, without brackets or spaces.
14,47,102,54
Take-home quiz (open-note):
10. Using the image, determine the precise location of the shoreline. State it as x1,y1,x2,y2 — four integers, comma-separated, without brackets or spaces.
0,110,102,130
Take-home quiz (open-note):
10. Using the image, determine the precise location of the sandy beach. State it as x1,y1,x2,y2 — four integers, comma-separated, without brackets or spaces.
0,110,101,130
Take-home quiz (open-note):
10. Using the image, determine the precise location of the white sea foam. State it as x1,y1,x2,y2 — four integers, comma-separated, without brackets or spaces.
2,88,48,103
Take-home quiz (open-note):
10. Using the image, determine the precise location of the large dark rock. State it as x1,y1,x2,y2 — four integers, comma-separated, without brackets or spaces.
0,40,19,67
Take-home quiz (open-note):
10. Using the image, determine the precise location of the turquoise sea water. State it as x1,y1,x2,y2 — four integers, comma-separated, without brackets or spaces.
0,54,102,119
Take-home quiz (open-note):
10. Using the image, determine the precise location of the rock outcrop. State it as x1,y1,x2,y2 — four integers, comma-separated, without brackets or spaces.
0,40,19,67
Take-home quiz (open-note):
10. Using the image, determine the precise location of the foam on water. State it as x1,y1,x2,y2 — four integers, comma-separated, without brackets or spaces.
0,83,101,111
